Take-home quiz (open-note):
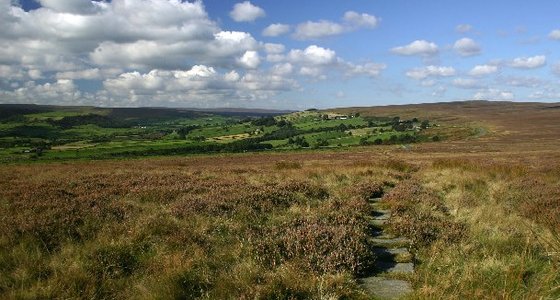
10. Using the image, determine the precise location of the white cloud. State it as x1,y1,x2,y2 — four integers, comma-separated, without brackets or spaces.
102,66,298,106
288,45,337,65
229,1,265,22
456,24,473,33
263,43,285,54
89,30,259,69
0,65,28,81
2,0,224,71
224,70,240,82
262,23,291,37
343,11,379,28
343,62,386,77
237,50,261,69
270,63,293,76
453,38,481,57
510,55,546,69
28,69,43,80
452,78,483,89
55,68,122,80
38,0,98,14
405,65,455,80
299,66,324,79
285,45,385,79
293,11,379,40
0,79,83,105
266,54,285,63
0,1,387,107
391,40,438,56
293,20,345,40
469,64,498,76
549,29,560,40
473,89,514,100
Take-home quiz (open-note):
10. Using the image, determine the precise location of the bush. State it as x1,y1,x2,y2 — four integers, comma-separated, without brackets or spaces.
384,180,466,247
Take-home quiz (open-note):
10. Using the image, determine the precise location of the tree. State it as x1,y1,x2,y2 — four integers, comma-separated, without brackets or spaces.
316,139,329,147
277,119,288,127
251,116,277,126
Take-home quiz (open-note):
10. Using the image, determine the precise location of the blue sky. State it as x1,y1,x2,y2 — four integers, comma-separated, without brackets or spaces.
1,0,559,109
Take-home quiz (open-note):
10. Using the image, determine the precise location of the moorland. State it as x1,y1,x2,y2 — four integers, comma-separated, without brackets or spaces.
0,101,559,299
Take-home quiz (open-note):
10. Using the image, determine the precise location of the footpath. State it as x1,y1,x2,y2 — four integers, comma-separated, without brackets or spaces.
359,194,414,299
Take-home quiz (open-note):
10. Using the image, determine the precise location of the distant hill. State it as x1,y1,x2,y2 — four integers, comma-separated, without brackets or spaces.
0,104,294,121
185,107,295,116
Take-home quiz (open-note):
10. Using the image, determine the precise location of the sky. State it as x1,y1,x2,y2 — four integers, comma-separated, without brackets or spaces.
1,0,560,109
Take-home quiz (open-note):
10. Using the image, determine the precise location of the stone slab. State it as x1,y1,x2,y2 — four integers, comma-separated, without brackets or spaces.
375,261,414,274
359,276,413,300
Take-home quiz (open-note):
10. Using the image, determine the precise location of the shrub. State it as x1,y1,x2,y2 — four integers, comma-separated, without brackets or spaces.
384,180,466,247
275,160,302,170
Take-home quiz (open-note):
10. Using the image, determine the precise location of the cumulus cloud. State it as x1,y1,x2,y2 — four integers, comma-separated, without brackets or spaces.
0,65,29,81
391,40,439,56
0,1,386,107
37,0,98,14
229,1,265,22
285,45,385,79
237,51,261,69
549,29,560,40
262,23,291,37
1,0,224,71
509,55,546,69
405,65,455,80
469,64,499,76
102,65,298,106
0,79,83,105
55,68,122,80
89,30,258,69
263,43,285,54
270,63,293,76
453,38,481,57
342,11,379,28
294,21,345,40
293,11,379,40
473,89,514,100
456,24,473,33
288,45,337,65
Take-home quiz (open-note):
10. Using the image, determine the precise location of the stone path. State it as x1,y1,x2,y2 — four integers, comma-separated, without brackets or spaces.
358,195,414,299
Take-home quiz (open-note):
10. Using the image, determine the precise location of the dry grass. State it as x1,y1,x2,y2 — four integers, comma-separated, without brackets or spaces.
0,153,405,299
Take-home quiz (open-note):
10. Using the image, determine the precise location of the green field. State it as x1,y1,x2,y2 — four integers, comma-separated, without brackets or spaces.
0,105,436,163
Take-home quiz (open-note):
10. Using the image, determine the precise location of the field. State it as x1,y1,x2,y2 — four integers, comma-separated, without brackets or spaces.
0,101,559,299
0,105,438,163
